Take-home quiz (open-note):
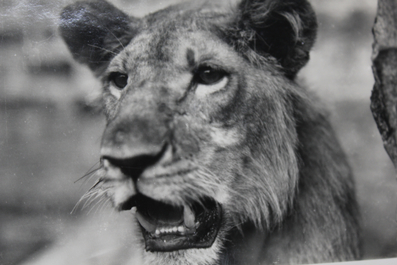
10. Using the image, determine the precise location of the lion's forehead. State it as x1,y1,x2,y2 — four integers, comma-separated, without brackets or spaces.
118,33,231,68
109,11,239,78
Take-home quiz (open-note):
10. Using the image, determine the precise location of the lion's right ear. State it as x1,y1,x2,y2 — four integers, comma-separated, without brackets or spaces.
59,0,138,75
231,0,317,79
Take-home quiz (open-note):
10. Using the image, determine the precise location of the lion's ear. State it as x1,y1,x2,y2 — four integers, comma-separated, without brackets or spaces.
235,0,317,78
59,0,138,75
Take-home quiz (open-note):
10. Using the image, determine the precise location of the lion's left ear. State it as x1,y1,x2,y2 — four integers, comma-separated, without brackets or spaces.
233,0,317,78
59,0,139,75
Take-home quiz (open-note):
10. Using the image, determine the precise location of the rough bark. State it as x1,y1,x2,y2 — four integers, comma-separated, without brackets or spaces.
371,0,397,171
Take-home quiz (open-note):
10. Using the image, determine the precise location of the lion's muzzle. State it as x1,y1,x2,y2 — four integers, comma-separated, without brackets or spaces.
100,114,222,252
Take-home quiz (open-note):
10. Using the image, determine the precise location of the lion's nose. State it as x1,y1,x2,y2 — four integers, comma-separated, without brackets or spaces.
99,115,173,180
101,142,169,181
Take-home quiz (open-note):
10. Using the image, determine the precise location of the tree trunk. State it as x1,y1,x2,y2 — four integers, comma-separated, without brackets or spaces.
371,0,397,172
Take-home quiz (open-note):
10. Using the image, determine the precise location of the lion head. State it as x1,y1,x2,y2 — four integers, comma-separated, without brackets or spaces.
60,0,360,264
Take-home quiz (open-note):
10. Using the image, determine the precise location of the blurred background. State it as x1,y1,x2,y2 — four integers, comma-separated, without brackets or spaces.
0,0,396,264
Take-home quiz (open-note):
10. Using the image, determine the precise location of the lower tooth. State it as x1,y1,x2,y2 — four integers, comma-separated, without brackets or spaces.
153,226,191,235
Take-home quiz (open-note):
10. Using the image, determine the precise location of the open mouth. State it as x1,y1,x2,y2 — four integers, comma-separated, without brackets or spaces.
121,194,222,252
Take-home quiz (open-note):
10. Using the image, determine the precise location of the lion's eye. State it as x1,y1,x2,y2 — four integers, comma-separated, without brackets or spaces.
194,67,228,98
196,67,225,85
109,72,128,89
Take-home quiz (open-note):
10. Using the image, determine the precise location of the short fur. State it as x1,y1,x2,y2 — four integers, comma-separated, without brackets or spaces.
60,0,361,264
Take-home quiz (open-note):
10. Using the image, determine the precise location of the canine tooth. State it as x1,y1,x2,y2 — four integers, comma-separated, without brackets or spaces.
160,228,165,233
155,229,160,235
135,211,156,233
183,204,195,229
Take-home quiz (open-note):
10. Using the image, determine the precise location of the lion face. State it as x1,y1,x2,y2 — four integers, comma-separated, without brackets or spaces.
100,28,245,254
100,26,294,258
60,0,318,264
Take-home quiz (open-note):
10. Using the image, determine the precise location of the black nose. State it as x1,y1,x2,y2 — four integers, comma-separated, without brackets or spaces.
101,143,168,181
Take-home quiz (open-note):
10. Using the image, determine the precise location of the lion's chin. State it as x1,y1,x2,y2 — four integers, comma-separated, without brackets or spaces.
122,193,222,253
141,241,223,265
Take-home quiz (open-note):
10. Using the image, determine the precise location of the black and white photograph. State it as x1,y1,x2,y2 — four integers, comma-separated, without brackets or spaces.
1,0,397,264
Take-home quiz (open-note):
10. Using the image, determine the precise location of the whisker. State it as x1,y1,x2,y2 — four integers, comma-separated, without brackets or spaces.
88,44,118,56
107,29,125,49
80,189,105,211
98,197,112,213
89,178,104,191
70,201,81,214
74,167,102,184
80,192,97,211
95,191,111,214
71,190,96,214
71,173,108,214
89,189,106,204
74,160,102,183
88,195,108,215
84,169,104,185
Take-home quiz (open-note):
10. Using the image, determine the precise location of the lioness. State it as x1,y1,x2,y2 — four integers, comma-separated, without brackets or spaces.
59,0,361,264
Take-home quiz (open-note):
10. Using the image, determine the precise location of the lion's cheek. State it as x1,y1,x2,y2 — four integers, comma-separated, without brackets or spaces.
172,117,212,154
209,126,243,148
